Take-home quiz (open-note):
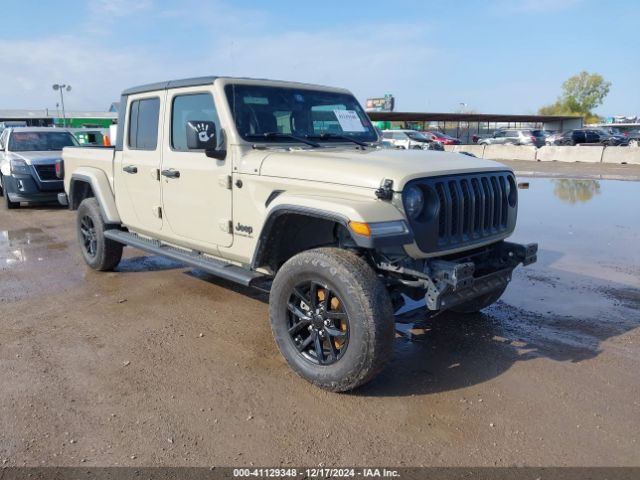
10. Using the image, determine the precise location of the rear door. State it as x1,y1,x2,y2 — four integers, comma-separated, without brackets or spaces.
586,130,600,143
115,94,164,234
493,130,506,144
505,130,518,144
160,87,233,248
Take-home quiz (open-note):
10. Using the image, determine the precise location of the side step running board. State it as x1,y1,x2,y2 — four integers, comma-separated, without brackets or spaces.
104,230,265,287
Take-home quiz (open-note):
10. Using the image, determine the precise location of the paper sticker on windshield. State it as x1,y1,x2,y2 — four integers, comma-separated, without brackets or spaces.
243,96,269,105
333,110,365,132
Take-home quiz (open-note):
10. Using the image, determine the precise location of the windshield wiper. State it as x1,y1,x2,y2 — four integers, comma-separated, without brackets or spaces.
252,132,321,148
307,133,368,147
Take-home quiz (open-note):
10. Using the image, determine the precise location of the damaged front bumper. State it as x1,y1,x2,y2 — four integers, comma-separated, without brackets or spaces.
425,241,537,311
378,241,538,315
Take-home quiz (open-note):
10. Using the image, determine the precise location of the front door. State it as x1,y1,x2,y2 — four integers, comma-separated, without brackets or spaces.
160,88,233,248
115,94,164,234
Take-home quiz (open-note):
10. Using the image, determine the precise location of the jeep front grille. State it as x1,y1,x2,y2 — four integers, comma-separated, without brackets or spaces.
403,171,517,253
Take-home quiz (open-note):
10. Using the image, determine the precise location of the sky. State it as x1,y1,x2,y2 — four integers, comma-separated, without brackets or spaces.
1,0,637,117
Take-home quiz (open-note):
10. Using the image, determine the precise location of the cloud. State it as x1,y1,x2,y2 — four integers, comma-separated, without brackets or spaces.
0,36,172,110
204,22,436,107
0,2,438,111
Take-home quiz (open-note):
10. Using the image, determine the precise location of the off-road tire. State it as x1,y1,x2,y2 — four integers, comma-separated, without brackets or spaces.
269,248,394,392
77,198,123,271
450,285,507,314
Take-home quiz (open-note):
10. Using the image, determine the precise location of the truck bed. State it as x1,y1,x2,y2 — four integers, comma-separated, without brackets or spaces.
62,146,116,191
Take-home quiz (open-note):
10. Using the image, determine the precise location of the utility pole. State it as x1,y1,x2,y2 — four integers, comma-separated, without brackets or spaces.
52,84,72,127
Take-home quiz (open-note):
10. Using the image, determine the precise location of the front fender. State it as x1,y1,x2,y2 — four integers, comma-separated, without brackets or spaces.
267,191,405,224
262,191,412,248
69,167,121,224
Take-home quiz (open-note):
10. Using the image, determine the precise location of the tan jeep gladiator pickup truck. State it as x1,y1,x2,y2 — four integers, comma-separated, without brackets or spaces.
58,76,537,391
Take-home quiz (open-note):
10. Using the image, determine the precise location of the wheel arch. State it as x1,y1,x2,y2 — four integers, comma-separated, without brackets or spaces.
251,194,411,272
250,205,356,272
69,169,121,224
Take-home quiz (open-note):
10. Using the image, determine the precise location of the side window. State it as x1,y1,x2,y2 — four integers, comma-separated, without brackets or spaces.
128,98,160,150
393,132,406,140
382,132,392,139
0,130,7,149
171,93,219,151
494,131,504,138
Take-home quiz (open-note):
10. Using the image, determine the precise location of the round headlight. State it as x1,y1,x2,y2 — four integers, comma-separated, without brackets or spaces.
404,186,424,219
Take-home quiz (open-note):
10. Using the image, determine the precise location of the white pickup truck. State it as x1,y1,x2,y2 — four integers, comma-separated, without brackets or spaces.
58,76,537,391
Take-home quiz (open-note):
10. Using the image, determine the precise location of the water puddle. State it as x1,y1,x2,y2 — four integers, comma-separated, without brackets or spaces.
0,228,64,265
395,177,640,363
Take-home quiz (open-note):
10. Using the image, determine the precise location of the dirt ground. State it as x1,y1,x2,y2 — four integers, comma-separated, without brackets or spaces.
0,161,639,468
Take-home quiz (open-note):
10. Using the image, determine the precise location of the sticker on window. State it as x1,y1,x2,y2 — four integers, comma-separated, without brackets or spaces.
333,110,365,132
243,96,269,105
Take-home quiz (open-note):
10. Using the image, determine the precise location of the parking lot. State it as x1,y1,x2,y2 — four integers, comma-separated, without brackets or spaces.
0,162,639,468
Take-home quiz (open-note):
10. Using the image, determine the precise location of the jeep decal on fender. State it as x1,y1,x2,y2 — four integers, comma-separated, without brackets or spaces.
235,222,253,236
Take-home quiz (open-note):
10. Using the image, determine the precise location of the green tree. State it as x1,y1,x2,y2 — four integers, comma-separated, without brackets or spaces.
539,71,611,123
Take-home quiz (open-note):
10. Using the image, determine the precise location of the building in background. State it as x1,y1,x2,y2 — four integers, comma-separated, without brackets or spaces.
0,109,117,128
368,111,583,144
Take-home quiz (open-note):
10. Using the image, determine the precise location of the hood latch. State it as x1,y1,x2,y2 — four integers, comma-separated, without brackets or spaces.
375,178,394,200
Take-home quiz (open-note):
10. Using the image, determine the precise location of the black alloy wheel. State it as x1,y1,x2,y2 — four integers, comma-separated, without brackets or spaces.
79,214,98,258
287,281,349,365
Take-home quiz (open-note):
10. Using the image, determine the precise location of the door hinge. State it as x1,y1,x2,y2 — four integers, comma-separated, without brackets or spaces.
219,219,232,233
154,168,160,181
153,206,162,219
218,174,232,189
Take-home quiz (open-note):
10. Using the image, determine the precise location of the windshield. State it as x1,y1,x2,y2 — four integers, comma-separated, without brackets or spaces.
9,131,78,151
225,84,378,144
406,132,430,141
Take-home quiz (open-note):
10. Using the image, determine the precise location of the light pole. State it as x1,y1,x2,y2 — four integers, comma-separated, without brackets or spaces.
459,102,467,113
52,84,72,127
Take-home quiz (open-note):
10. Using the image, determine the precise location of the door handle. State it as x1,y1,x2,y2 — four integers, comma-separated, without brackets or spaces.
161,169,180,179
123,165,138,174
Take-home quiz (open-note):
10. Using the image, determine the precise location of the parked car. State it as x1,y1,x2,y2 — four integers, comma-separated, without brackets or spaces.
554,129,623,146
58,75,537,392
421,131,461,145
590,129,626,146
381,129,443,150
554,130,597,145
0,127,78,208
544,131,564,145
376,140,397,149
478,129,545,147
0,121,27,135
624,129,640,147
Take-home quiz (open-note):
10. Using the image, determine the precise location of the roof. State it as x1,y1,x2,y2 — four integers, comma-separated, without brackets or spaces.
122,76,218,96
367,111,583,123
121,75,351,96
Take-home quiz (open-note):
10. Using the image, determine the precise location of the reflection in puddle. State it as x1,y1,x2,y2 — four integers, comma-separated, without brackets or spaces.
552,179,601,204
395,177,639,359
0,228,62,265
